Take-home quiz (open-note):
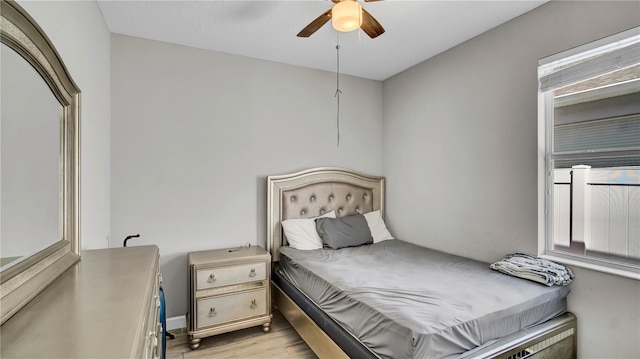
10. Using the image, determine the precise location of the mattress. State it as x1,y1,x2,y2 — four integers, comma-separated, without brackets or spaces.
278,240,569,359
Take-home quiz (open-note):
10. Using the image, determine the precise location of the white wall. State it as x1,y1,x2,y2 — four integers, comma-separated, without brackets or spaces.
382,1,640,358
111,34,383,317
17,0,112,250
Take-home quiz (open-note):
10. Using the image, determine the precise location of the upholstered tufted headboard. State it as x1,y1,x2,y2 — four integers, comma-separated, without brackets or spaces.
267,167,385,262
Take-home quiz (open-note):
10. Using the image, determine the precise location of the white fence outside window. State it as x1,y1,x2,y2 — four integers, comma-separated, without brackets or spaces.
553,166,640,261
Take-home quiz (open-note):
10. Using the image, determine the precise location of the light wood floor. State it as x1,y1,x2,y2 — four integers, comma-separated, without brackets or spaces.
166,310,318,359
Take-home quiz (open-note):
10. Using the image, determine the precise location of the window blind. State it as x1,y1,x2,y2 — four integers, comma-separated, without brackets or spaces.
540,42,640,92
554,115,640,153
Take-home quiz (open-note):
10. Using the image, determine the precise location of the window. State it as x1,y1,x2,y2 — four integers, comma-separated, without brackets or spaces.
538,27,640,279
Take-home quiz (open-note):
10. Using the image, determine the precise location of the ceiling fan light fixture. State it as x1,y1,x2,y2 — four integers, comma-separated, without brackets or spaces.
332,1,362,32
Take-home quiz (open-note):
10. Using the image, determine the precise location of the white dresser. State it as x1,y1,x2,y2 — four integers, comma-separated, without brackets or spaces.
0,245,162,359
187,245,272,349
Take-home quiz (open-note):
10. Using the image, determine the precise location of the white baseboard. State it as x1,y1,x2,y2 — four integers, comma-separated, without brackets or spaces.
166,315,186,331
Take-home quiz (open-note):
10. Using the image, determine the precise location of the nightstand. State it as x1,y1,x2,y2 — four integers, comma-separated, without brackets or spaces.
187,245,272,350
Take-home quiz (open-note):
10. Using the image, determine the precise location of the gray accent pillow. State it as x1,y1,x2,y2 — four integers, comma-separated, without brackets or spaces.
315,214,373,249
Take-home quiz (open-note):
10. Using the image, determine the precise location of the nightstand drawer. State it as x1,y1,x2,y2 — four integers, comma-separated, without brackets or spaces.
196,288,267,328
196,261,266,290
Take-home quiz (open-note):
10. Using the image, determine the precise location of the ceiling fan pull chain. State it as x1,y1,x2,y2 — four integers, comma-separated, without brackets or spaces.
334,44,341,146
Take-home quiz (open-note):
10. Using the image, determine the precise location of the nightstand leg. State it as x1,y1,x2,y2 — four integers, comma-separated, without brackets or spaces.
262,321,271,333
189,336,201,350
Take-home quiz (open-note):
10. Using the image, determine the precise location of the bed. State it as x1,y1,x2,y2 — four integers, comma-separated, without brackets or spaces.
267,167,577,359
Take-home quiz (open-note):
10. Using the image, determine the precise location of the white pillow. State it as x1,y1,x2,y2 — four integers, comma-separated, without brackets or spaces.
282,211,336,250
363,210,394,243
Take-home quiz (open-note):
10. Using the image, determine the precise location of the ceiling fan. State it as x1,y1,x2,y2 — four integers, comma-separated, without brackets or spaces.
297,0,385,39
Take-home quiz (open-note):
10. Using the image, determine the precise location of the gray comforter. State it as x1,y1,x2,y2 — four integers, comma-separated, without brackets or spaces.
279,240,569,359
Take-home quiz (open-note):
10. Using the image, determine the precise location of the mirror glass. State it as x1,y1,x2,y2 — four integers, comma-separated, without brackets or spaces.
0,43,61,270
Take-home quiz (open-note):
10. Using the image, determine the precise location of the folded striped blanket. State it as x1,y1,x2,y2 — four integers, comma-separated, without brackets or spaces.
490,253,574,286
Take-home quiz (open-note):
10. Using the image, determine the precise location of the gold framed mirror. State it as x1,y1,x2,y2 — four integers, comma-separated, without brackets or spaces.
0,0,80,324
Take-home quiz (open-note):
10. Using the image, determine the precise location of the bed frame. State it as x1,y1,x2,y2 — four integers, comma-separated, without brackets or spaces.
267,167,577,359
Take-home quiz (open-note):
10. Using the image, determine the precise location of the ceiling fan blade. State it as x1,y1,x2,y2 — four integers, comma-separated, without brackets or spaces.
364,0,384,2
361,8,385,38
297,9,332,37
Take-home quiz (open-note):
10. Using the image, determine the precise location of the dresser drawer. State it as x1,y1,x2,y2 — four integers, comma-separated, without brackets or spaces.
196,262,266,290
143,272,161,359
196,288,267,328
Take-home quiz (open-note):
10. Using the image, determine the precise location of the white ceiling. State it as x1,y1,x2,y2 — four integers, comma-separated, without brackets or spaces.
97,0,547,81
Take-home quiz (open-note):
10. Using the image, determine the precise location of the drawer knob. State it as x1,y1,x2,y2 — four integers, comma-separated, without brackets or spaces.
208,273,216,283
250,299,257,309
209,307,217,317
249,268,256,277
